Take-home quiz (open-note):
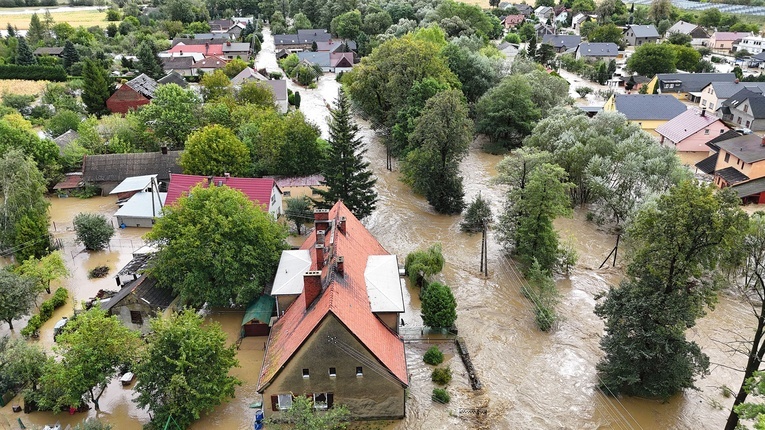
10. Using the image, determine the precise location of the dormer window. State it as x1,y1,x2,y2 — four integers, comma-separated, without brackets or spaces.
303,368,310,378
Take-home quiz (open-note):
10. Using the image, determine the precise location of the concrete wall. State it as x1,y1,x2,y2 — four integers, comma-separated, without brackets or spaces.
112,301,153,334
262,314,406,420
116,216,155,228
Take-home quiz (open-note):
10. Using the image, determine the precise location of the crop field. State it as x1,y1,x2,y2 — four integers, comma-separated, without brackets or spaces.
0,79,48,96
0,9,106,30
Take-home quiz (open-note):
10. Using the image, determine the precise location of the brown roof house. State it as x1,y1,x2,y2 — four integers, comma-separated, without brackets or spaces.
698,132,765,204
106,73,158,114
656,108,730,165
258,202,408,420
82,149,183,195
231,67,289,113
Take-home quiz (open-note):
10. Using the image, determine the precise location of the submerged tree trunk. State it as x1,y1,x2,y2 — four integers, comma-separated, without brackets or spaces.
6,318,12,330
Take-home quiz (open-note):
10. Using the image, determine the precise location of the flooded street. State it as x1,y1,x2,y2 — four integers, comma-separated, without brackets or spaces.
0,28,758,430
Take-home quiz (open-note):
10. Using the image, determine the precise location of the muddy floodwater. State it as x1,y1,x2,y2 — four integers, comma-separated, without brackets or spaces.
0,30,758,429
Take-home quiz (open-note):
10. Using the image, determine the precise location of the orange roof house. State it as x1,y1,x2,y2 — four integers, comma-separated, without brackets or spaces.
257,201,408,420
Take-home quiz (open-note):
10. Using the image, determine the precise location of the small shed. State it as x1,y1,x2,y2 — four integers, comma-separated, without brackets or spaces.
242,295,276,337
53,172,83,196
114,191,166,228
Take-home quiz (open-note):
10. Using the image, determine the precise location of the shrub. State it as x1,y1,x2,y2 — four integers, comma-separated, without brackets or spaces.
21,314,42,337
431,366,452,385
73,213,115,251
39,301,54,321
575,86,593,98
432,388,450,404
88,265,110,279
423,345,444,365
2,92,35,111
50,287,69,308
0,65,67,81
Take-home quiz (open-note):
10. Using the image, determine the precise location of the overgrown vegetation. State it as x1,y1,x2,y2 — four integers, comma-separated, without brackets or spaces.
424,345,444,365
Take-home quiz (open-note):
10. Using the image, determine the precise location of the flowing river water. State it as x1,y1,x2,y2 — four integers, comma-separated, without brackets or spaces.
0,27,758,430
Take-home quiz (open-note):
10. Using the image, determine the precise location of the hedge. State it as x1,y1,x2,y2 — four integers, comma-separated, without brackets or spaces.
0,65,67,82
21,287,69,337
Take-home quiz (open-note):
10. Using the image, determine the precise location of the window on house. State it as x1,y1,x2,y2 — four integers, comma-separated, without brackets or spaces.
356,366,363,377
303,368,310,378
725,153,731,163
277,394,293,410
745,104,749,113
738,117,743,125
747,120,752,128
704,129,710,135
710,103,715,110
702,100,707,107
329,367,336,377
130,311,143,325
283,190,291,197
314,393,328,410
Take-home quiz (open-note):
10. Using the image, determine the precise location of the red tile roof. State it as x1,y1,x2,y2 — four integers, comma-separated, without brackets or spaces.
257,201,408,391
165,174,276,210
166,42,224,56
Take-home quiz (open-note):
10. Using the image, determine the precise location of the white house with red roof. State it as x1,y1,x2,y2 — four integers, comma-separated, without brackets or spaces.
166,174,282,217
656,108,730,165
257,202,408,420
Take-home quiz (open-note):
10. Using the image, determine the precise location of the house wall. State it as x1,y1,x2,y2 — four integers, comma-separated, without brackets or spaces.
630,119,666,137
270,185,283,217
110,299,154,334
276,99,289,114
281,185,328,210
116,215,155,228
106,85,150,114
730,103,765,130
699,86,721,111
375,312,399,333
645,76,659,94
677,151,711,166
713,149,765,181
712,39,736,51
261,314,406,420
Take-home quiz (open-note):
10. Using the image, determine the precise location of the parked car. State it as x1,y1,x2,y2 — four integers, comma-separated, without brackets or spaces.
53,317,68,342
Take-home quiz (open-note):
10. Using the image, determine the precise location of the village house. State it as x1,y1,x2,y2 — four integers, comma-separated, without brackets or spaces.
534,22,555,38
497,41,520,63
32,46,63,57
268,175,327,211
166,173,283,217
541,34,581,53
114,191,166,228
710,31,753,52
571,13,594,31
273,29,332,51
623,24,660,46
164,42,225,57
697,131,765,203
655,108,730,165
315,40,357,53
735,35,765,55
192,56,229,74
157,71,189,87
646,72,736,102
295,51,354,73
52,129,79,155
231,67,289,113
81,149,183,195
222,41,252,60
53,172,83,196
171,37,230,47
603,94,687,136
103,252,176,334
503,2,533,17
161,56,196,76
574,42,619,62
502,14,525,29
258,203,408,420
109,174,158,203
666,21,710,46
717,88,765,131
699,81,765,111
534,5,554,21
106,73,157,114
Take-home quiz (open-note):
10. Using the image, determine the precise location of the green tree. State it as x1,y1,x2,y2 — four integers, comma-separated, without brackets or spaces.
81,59,114,118
649,0,671,22
0,149,50,261
15,37,36,66
222,58,248,78
133,309,241,429
139,84,201,148
46,109,81,137
657,19,671,35
461,193,492,233
26,14,45,46
235,81,276,108
38,307,141,411
73,213,115,251
0,270,36,330
672,44,701,71
363,10,393,35
421,281,457,328
200,69,232,101
136,41,164,80
180,125,250,177
596,182,748,399
291,12,312,32
331,9,362,40
666,31,692,46
402,89,473,214
526,35,537,59
276,389,350,429
146,185,288,307
589,23,623,44
0,336,46,394
313,91,377,219
475,74,541,148
390,77,450,156
405,243,445,287
285,196,312,235
441,42,500,103
517,21,536,41
698,8,722,28
16,251,68,295
626,42,677,76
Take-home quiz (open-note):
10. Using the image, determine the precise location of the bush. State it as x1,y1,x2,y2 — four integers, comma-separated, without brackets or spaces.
49,287,68,308
30,104,53,120
21,314,41,337
73,213,115,251
46,109,81,137
88,265,110,279
431,366,452,385
432,388,450,404
423,345,444,365
575,86,593,98
106,9,121,21
0,65,67,81
2,93,35,111
535,306,556,331
39,301,54,321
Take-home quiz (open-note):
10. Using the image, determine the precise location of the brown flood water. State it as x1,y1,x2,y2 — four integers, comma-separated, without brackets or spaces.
0,79,758,430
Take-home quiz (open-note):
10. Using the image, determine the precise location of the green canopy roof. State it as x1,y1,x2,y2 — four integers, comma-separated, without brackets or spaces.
242,295,275,326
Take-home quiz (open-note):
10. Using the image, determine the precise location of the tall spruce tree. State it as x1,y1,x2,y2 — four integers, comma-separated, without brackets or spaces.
136,41,164,80
15,37,36,66
313,91,377,219
26,13,45,46
81,59,113,117
61,40,79,72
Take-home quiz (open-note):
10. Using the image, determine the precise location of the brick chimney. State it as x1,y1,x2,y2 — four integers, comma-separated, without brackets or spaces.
338,216,346,234
336,256,344,275
303,271,322,308
761,136,765,147
205,42,209,55
314,209,330,232
315,244,325,269
701,108,706,117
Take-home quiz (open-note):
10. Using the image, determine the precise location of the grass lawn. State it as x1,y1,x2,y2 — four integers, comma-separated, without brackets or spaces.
0,79,49,96
0,9,106,30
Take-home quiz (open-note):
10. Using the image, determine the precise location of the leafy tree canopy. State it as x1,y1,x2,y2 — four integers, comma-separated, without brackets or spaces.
181,124,250,177
421,281,457,328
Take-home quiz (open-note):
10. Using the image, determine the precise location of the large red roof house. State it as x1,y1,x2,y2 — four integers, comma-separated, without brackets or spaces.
166,174,282,217
257,202,408,420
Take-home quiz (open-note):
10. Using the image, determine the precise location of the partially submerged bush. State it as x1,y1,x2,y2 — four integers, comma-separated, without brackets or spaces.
432,388,450,404
423,345,444,365
431,366,452,385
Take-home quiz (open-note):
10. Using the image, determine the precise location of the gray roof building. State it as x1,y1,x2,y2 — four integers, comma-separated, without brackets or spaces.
611,94,687,120
222,42,251,53
297,51,331,68
82,151,183,183
715,133,765,163
667,20,709,39
52,129,79,154
703,81,765,100
656,73,736,94
625,24,660,38
541,34,581,50
125,73,158,99
575,42,619,58
158,71,188,87
171,37,229,46
33,47,64,56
